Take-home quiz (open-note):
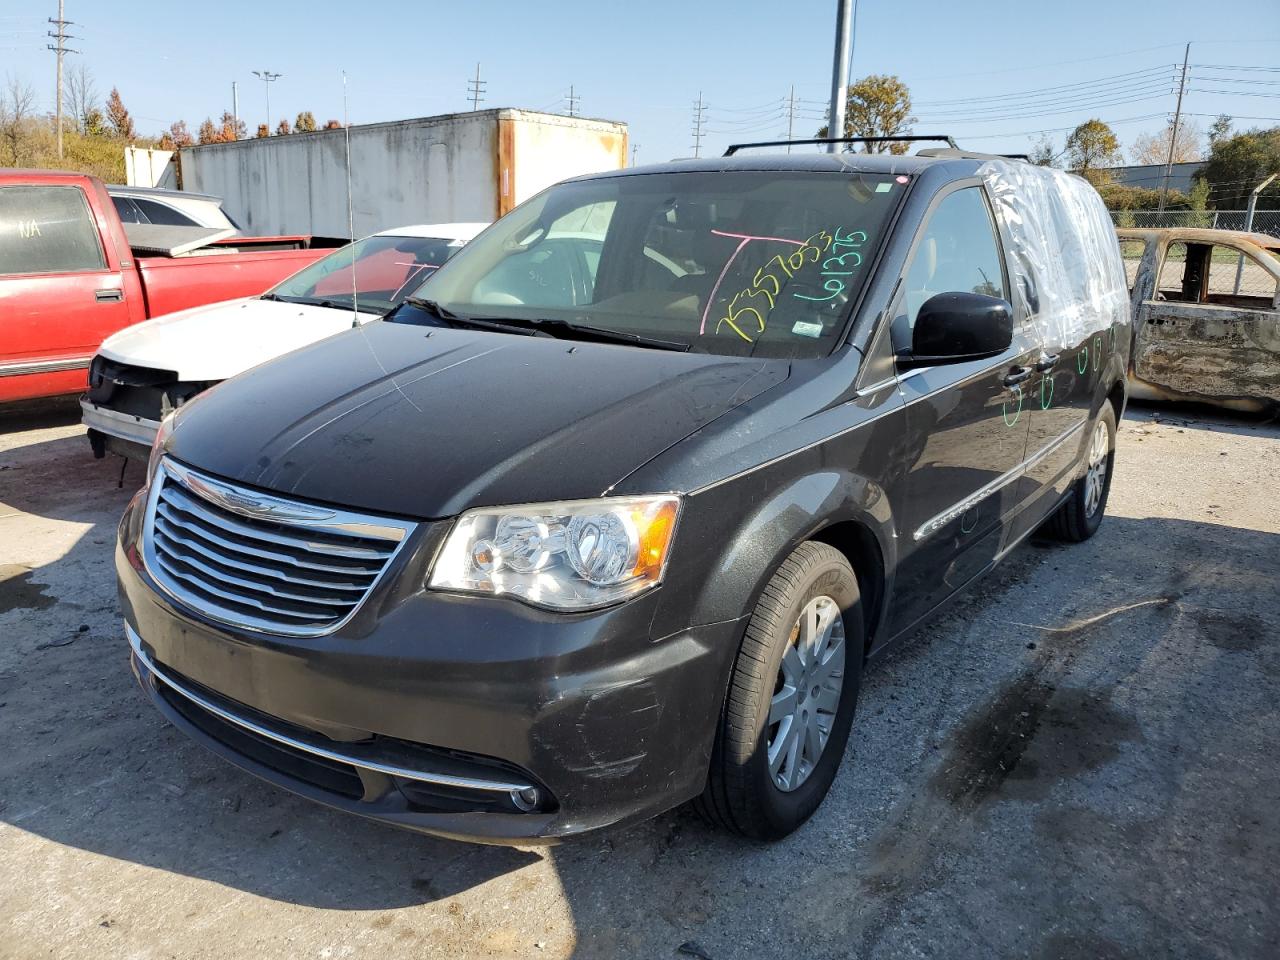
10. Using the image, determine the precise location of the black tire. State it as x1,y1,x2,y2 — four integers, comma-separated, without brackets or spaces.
695,541,864,840
1044,401,1117,543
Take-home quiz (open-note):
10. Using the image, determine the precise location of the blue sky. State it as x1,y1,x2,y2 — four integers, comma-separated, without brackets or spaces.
2,0,1278,164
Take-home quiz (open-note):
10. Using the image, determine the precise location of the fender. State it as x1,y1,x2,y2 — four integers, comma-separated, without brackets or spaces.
650,460,898,647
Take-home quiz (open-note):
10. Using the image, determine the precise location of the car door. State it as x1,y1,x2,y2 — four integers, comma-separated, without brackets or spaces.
1133,238,1280,404
886,183,1039,635
0,183,133,401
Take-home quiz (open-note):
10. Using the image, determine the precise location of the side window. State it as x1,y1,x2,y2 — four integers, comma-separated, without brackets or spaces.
0,185,107,276
132,198,199,227
898,187,1007,334
1119,238,1146,290
1157,241,1193,301
1205,244,1277,307
112,195,147,224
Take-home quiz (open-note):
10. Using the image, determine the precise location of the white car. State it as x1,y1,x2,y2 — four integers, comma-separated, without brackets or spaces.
82,222,487,460
108,185,242,233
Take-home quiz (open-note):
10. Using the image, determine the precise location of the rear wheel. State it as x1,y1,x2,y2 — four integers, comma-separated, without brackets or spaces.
696,541,863,840
1045,402,1116,542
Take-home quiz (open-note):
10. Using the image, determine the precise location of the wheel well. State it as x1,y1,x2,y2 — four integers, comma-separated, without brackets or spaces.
811,521,885,655
1107,378,1126,421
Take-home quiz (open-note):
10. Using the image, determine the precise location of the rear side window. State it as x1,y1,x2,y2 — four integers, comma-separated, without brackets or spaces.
898,186,1007,333
131,198,199,227
0,185,106,276
112,195,146,224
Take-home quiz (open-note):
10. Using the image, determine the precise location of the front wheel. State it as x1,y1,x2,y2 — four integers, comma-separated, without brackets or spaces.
695,541,863,840
1044,402,1116,542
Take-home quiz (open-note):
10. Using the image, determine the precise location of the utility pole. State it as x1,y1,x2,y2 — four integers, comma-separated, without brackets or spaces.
827,0,854,152
566,85,580,118
1157,42,1190,214
467,63,485,111
691,91,707,158
47,0,78,160
786,84,796,153
630,142,639,167
232,81,239,140
252,70,282,131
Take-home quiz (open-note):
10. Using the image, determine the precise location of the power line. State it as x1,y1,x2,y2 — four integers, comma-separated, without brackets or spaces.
913,65,1174,107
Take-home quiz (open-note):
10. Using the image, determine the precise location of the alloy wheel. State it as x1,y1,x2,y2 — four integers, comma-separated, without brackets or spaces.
1084,420,1110,517
767,595,846,792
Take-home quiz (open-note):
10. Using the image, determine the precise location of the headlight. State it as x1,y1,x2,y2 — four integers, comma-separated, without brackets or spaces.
429,495,681,610
147,412,176,484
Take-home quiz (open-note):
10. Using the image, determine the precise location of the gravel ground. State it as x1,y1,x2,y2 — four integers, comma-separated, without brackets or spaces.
1,398,1277,960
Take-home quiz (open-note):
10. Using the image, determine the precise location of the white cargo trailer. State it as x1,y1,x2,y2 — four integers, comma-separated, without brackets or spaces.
178,108,628,238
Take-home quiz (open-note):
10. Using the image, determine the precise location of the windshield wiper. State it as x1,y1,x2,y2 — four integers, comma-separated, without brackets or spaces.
402,299,689,351
514,317,690,352
401,298,543,337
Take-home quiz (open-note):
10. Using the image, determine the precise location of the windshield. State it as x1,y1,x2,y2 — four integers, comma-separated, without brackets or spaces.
389,170,905,358
269,234,466,315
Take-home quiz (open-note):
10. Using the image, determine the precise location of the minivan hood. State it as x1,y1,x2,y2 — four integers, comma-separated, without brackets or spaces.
165,321,790,518
99,297,379,381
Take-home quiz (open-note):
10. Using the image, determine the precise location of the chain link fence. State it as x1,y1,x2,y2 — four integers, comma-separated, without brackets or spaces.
1111,210,1280,237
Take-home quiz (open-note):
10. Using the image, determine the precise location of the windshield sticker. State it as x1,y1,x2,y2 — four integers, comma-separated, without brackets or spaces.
704,227,870,344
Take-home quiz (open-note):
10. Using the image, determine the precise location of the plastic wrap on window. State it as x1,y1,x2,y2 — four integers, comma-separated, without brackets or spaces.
980,159,1129,350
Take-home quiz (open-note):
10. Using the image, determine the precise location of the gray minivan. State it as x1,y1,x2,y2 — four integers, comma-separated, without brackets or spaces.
117,142,1130,843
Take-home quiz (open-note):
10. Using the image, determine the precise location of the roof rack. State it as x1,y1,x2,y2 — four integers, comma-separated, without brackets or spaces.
915,148,1034,163
723,135,958,157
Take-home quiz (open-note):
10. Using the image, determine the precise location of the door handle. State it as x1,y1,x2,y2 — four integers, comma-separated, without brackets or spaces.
1003,365,1034,387
95,289,124,302
1035,353,1060,372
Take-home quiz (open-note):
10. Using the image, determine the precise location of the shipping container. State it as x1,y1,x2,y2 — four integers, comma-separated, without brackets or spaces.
179,109,628,238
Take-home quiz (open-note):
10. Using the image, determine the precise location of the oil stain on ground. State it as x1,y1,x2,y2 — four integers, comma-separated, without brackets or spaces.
1186,607,1270,653
0,565,55,613
928,676,1142,809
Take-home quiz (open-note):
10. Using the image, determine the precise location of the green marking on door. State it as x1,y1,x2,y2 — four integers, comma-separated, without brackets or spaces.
1003,386,1024,427
1040,374,1054,409
1077,347,1088,374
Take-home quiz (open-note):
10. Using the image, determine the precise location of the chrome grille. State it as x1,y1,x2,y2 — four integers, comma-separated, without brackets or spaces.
142,459,415,637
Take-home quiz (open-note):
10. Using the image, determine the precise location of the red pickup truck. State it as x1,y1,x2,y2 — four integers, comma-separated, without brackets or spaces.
0,170,344,403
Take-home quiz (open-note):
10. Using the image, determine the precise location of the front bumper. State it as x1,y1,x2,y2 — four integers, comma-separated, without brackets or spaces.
117,490,742,844
81,397,159,460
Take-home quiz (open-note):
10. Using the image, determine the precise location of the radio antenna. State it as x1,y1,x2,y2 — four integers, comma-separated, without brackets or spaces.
343,70,359,324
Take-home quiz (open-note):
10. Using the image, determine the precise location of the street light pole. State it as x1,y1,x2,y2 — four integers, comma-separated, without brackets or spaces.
252,70,282,132
826,0,854,153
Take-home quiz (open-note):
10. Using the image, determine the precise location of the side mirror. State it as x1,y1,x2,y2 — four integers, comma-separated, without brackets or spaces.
901,292,1014,368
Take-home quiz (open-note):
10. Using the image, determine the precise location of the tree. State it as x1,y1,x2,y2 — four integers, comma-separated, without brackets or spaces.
256,123,270,138
1065,119,1120,178
1208,115,1232,150
0,76,37,165
167,120,193,148
1197,126,1280,209
82,107,107,138
197,117,219,144
295,110,316,133
275,118,292,136
66,64,98,131
105,87,136,141
817,74,915,154
218,111,245,142
323,119,342,130
1129,118,1201,165
1029,134,1058,167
